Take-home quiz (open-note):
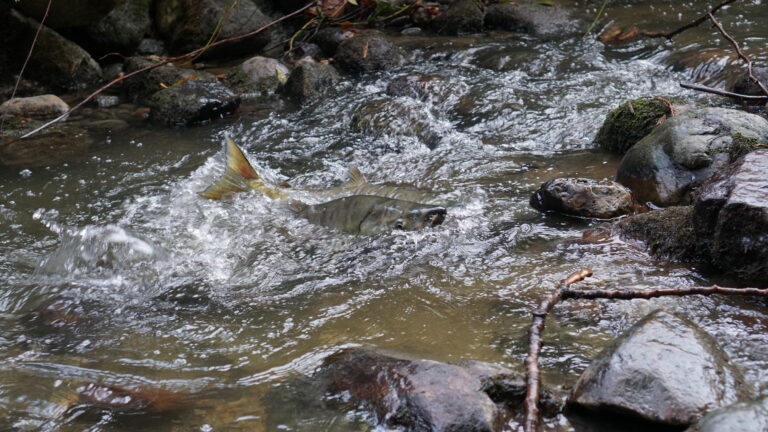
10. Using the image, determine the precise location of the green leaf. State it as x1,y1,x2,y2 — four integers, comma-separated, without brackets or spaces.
537,0,554,5
348,0,358,5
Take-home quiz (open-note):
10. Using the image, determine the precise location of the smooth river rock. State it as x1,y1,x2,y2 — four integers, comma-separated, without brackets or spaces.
694,149,768,285
614,206,702,262
685,397,768,432
315,349,502,432
0,95,69,119
226,56,290,96
333,31,403,74
283,61,341,104
484,0,581,38
568,310,753,427
432,0,485,35
530,177,637,219
616,107,768,206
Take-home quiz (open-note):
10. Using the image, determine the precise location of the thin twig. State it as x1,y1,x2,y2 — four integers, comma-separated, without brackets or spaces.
2,2,314,144
522,271,768,432
708,12,768,96
523,268,592,432
1,0,53,133
583,0,609,38
641,0,737,39
680,82,768,100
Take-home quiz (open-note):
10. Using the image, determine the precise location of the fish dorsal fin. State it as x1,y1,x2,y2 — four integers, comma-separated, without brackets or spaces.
198,138,261,200
344,166,368,188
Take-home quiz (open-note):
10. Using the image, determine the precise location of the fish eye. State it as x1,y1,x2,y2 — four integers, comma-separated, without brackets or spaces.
394,220,405,230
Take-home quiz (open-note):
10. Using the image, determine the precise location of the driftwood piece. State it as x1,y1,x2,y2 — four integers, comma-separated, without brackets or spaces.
680,82,768,100
641,0,737,39
522,269,768,432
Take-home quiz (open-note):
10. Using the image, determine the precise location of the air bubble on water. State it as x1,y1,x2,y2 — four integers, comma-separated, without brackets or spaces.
19,169,32,177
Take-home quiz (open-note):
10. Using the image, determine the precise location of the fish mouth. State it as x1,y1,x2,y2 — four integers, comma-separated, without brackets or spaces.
423,207,447,227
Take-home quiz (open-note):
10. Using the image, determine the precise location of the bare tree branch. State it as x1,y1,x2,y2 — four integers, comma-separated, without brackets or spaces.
641,0,737,39
708,12,768,97
680,82,768,100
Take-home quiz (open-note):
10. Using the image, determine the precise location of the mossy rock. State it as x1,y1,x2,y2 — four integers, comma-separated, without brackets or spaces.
615,206,702,262
595,97,671,155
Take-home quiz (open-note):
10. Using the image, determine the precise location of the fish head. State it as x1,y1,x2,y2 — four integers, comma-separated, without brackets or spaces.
359,202,446,234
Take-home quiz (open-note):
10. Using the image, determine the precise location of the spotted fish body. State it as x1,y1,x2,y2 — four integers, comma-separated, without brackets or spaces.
290,195,447,235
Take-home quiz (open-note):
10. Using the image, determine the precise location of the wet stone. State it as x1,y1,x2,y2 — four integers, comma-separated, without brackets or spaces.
484,0,581,38
432,0,485,35
0,95,69,119
122,57,214,103
614,206,702,262
568,310,753,427
685,396,768,432
314,349,501,432
333,31,403,74
351,98,441,148
283,61,341,104
595,97,672,155
146,79,240,126
530,177,636,219
76,383,190,416
226,56,290,96
730,67,768,97
616,107,768,206
693,149,768,285
313,27,359,57
84,0,151,55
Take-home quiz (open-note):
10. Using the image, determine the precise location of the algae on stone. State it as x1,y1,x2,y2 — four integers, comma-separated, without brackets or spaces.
595,97,671,155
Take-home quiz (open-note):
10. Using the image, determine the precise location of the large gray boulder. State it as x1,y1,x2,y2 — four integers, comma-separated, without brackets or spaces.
685,397,768,432
0,6,102,91
530,177,637,219
484,0,581,38
616,108,768,206
154,0,271,58
314,349,502,432
595,97,673,155
568,310,752,427
333,31,403,74
146,80,240,126
694,150,768,285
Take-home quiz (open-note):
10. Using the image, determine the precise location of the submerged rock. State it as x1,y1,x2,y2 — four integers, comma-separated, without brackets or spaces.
685,397,768,432
694,150,768,285
616,107,768,206
530,177,637,219
484,0,581,38
334,32,403,74
595,97,672,155
146,79,240,126
283,61,340,104
351,98,440,148
0,122,92,168
0,95,69,119
432,0,485,35
615,206,701,262
154,0,271,58
77,383,189,415
0,5,102,91
314,27,359,57
568,310,752,427
226,56,290,96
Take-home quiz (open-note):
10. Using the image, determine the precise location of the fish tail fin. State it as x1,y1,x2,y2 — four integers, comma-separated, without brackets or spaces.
343,166,368,189
198,138,261,200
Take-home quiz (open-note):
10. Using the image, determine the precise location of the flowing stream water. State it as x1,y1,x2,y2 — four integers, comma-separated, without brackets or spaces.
1,1,767,430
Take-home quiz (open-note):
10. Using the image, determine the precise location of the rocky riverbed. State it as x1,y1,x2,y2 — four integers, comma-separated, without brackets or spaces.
1,1,767,431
